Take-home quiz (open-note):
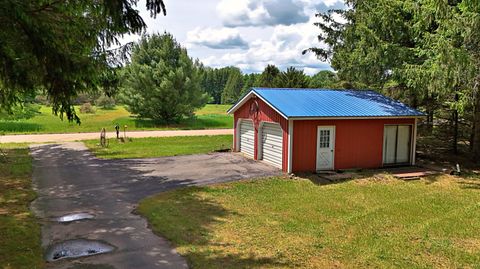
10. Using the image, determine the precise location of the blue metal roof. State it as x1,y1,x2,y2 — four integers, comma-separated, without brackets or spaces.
237,88,424,118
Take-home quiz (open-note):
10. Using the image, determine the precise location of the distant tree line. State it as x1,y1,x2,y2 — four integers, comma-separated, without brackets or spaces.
199,64,339,105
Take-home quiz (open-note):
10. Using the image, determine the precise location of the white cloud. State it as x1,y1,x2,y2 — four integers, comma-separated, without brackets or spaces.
200,17,331,75
186,27,249,49
217,0,309,27
131,0,344,74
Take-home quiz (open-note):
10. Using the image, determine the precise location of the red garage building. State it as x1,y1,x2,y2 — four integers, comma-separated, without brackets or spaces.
227,88,425,173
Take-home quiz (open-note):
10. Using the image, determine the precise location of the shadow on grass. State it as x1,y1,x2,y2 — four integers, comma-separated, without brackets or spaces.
141,187,290,268
0,122,42,133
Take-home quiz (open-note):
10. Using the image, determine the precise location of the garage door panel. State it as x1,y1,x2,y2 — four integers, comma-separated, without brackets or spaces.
261,122,283,168
262,148,282,156
239,120,255,157
262,139,282,147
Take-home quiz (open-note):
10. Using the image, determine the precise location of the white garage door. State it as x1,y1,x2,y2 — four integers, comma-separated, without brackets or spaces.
260,122,283,168
239,120,255,157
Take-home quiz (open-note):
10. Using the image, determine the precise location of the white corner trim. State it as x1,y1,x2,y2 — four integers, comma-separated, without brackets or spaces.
412,118,418,165
287,119,293,173
235,118,241,151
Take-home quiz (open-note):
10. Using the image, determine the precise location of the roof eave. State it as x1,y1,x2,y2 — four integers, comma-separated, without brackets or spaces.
227,89,289,119
288,115,426,120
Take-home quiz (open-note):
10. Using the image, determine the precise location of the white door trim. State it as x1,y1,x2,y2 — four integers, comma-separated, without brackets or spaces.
287,119,293,173
316,126,335,170
382,124,413,166
411,119,418,165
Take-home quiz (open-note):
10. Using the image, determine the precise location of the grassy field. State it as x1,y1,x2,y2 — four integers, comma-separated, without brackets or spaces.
138,175,480,269
0,104,232,134
84,135,232,159
0,146,43,269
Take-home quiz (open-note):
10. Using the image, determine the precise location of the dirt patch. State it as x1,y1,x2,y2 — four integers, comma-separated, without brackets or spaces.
453,238,480,254
354,173,398,185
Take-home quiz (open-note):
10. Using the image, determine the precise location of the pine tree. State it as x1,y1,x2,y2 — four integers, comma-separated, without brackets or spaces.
221,68,244,104
120,33,208,123
256,65,281,87
276,67,310,88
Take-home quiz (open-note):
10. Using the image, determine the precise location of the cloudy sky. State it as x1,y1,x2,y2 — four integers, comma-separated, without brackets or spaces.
127,0,345,75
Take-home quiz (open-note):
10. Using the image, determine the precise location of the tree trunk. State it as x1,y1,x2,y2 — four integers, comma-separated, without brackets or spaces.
453,93,459,154
473,76,480,161
453,109,459,154
471,121,475,152
424,91,434,135
473,97,480,161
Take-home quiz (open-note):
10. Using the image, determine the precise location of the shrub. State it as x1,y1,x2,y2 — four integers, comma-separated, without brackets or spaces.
34,95,50,105
95,95,116,109
79,102,95,114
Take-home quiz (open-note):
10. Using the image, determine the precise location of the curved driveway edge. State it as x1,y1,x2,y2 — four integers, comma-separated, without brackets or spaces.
30,142,280,269
1,128,233,143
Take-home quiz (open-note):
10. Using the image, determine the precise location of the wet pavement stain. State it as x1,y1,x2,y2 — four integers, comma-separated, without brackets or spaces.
56,213,95,223
67,263,116,269
45,239,115,262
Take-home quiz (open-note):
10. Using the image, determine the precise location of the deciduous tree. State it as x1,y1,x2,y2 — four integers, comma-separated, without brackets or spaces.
0,0,167,122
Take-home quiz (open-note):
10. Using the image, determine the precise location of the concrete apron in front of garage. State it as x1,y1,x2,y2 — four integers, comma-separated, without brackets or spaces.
30,142,280,269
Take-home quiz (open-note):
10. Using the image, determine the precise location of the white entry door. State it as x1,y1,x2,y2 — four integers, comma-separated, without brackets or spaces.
316,126,335,170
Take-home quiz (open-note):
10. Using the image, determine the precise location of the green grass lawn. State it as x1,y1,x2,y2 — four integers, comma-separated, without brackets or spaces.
84,135,232,159
0,146,43,269
0,104,233,134
138,175,480,269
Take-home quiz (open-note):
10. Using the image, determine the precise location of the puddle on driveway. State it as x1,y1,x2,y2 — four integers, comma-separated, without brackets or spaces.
45,239,114,262
56,213,94,223
67,263,116,269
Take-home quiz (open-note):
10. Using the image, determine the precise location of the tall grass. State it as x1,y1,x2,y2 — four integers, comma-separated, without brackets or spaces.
0,105,233,134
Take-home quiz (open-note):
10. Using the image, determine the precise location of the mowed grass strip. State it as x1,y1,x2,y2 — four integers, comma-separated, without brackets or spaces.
137,176,480,269
84,135,233,159
0,105,232,134
0,146,43,269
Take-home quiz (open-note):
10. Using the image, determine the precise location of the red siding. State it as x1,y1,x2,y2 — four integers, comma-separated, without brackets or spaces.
292,118,415,172
233,97,289,172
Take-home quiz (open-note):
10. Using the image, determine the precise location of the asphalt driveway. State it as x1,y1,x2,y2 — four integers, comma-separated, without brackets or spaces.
30,142,280,269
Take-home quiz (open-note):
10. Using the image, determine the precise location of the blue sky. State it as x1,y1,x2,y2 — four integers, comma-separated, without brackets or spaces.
126,0,345,75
